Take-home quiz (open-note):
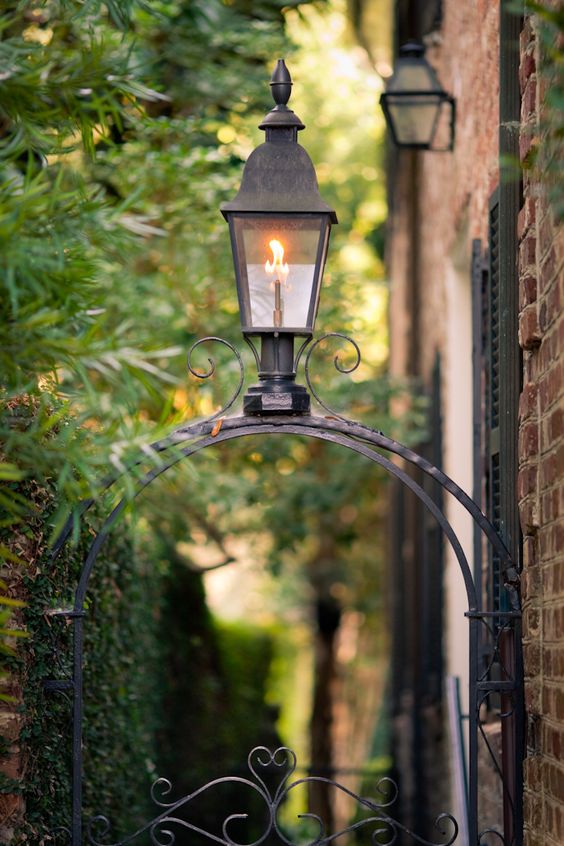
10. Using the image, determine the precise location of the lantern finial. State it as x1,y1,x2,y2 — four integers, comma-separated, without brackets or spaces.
259,59,304,132
270,59,292,109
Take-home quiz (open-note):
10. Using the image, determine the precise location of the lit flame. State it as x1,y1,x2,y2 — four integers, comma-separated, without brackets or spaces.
265,239,289,282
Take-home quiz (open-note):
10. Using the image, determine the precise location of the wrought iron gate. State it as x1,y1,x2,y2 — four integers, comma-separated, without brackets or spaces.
44,336,524,846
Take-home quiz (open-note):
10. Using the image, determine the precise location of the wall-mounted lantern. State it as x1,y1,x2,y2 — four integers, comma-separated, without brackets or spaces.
221,59,337,414
380,42,455,151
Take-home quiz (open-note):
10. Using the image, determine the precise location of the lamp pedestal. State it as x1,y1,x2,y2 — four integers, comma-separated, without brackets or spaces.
243,334,310,415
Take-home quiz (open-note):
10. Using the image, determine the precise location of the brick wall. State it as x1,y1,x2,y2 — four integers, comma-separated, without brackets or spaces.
518,13,564,846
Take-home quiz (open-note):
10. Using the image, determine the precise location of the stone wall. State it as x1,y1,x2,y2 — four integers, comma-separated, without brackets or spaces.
518,13,564,846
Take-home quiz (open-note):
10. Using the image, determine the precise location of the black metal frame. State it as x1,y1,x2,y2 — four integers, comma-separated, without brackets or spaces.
380,90,456,152
44,335,524,846
226,212,332,335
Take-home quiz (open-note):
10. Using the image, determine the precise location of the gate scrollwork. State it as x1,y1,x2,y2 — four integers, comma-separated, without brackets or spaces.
85,746,459,846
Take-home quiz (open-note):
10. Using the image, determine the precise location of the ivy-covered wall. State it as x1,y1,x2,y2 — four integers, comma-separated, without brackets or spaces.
2,485,280,844
2,486,165,841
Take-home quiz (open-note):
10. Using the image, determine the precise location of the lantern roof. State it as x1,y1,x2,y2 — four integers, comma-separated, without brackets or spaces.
220,59,337,222
386,41,444,95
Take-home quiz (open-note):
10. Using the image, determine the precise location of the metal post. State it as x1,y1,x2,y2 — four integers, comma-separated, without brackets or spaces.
468,616,479,845
72,615,84,845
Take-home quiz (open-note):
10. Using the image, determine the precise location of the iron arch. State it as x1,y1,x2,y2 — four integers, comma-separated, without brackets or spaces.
45,411,523,846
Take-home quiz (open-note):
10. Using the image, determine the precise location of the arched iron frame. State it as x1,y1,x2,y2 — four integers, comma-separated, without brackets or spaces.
45,337,524,846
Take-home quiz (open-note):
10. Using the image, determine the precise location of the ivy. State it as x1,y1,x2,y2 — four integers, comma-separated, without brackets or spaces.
7,481,163,840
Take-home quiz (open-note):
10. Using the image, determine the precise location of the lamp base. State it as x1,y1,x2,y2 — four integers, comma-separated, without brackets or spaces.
243,380,310,415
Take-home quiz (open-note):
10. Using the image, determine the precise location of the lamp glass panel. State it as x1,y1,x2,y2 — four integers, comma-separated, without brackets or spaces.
231,215,328,333
386,95,441,146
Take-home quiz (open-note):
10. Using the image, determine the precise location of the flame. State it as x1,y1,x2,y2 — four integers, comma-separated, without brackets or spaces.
265,239,289,282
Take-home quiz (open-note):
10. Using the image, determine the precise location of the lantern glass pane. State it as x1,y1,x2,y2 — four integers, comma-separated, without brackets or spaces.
386,95,441,146
230,215,329,333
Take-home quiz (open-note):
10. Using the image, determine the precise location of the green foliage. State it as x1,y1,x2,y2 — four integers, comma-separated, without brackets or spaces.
0,0,310,700
0,0,178,547
3,479,163,840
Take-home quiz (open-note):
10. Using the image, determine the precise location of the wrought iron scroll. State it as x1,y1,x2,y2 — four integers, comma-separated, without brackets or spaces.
86,746,459,846
304,333,362,421
187,336,245,421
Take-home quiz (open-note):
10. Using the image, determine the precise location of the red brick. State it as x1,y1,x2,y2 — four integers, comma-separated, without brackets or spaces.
524,606,541,637
520,304,543,349
520,15,534,54
524,349,541,386
556,486,564,521
520,272,538,307
539,364,564,413
519,205,527,241
549,406,563,445
545,647,564,680
520,51,536,93
524,752,542,785
519,381,538,421
520,420,540,459
539,212,559,261
520,126,537,163
550,688,564,722
521,497,540,533
527,680,542,712
541,248,558,287
518,464,538,498
523,560,542,599
520,232,538,269
523,534,538,568
542,491,555,523
525,642,541,675
551,802,564,842
544,724,564,759
538,520,564,560
543,406,563,451
522,76,537,122
544,606,564,640
539,329,558,373
557,443,564,477
546,760,564,800
527,787,544,829
546,277,562,324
